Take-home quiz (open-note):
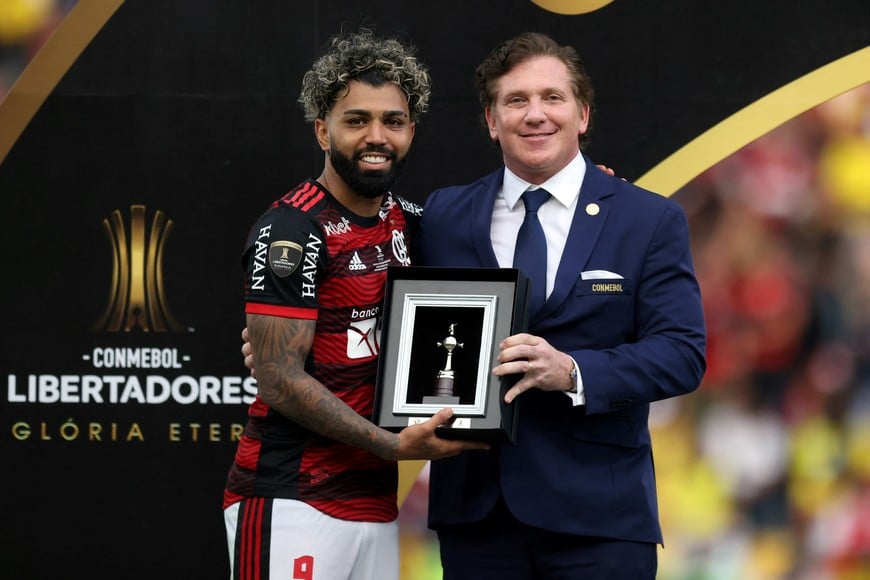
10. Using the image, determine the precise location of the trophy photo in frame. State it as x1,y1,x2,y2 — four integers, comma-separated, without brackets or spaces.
373,266,529,444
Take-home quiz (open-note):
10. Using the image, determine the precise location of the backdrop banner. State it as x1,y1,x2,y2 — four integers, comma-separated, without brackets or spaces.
1,1,868,577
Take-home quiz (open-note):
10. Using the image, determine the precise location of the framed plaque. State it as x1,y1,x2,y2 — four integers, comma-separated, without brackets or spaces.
373,266,529,444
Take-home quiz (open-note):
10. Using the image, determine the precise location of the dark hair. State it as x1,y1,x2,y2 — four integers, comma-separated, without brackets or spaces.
475,32,595,148
299,29,431,123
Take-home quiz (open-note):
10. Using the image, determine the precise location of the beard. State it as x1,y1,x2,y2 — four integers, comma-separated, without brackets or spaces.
329,144,407,199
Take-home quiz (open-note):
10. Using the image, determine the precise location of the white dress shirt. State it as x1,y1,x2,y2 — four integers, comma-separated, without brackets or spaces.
490,153,587,405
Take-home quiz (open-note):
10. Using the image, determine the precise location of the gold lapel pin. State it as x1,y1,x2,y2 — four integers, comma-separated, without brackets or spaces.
586,203,600,216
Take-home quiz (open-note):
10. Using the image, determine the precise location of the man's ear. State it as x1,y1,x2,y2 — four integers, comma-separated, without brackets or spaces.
484,107,498,141
578,102,590,136
314,117,329,152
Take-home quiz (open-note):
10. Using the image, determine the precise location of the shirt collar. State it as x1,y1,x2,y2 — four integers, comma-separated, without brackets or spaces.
502,153,587,210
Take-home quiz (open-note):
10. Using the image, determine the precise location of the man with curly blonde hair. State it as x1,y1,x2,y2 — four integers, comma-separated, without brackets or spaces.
223,30,486,580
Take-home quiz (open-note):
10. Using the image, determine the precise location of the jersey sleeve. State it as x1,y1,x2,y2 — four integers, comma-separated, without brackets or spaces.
392,193,423,261
241,206,327,320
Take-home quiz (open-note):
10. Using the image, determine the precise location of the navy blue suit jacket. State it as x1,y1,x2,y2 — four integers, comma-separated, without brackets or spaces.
419,156,706,544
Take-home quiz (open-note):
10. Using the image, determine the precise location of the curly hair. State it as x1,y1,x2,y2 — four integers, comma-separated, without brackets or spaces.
475,32,595,149
298,30,431,123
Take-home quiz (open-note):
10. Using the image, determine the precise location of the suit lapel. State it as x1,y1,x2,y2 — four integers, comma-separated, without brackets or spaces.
538,158,613,320
470,168,503,268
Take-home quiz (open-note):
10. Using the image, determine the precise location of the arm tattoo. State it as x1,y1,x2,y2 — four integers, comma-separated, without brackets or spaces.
248,313,399,459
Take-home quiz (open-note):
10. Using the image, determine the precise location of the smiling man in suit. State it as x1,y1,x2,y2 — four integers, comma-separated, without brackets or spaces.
419,32,707,579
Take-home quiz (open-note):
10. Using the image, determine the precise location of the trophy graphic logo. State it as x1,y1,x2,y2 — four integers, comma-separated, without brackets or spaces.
91,205,185,332
424,323,463,404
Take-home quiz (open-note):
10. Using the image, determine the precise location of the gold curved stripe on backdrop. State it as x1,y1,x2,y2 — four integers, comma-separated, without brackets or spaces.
0,0,125,166
399,460,427,505
531,0,613,15
636,46,870,196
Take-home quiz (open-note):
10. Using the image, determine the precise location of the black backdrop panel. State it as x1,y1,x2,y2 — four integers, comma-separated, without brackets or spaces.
0,1,868,578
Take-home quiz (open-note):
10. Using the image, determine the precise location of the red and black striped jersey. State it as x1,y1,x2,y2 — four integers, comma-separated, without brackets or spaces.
224,179,422,522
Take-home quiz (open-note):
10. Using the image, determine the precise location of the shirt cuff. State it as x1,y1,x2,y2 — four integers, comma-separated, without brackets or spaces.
564,357,585,406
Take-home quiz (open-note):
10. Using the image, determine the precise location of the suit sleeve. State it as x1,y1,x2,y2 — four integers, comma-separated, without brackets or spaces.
574,202,706,415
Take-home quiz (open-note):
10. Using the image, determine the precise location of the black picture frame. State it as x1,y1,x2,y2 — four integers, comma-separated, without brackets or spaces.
373,266,529,444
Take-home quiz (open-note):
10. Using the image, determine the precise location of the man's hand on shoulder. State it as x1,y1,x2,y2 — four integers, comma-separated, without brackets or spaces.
595,164,615,176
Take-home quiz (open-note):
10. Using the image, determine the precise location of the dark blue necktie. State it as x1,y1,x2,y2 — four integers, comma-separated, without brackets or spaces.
513,188,550,314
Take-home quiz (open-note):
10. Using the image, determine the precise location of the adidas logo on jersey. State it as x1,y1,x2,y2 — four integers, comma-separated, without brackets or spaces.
349,251,367,271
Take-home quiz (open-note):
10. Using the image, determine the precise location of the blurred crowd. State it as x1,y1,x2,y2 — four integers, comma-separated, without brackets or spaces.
400,85,870,580
4,2,868,578
0,0,75,102
655,83,870,579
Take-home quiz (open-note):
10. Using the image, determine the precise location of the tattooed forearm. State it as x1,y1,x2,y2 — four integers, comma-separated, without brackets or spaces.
247,313,400,460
